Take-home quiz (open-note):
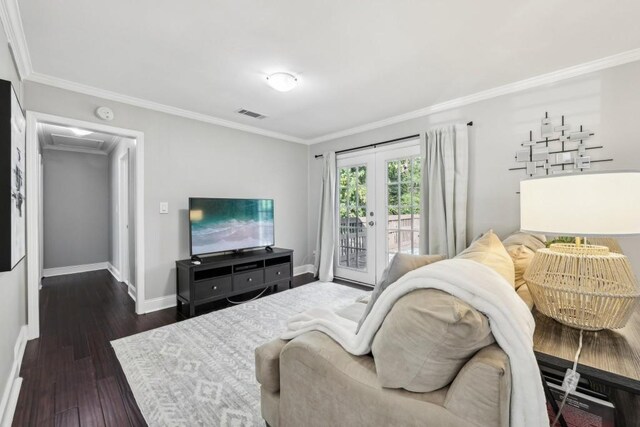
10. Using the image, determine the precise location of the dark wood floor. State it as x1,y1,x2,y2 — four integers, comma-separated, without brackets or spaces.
12,270,316,427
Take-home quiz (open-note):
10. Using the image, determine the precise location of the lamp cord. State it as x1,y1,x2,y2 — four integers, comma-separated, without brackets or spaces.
551,329,584,427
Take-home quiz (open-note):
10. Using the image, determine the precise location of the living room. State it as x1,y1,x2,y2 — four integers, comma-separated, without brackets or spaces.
1,1,640,426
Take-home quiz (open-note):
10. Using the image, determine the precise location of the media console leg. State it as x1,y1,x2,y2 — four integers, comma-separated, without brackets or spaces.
189,303,195,318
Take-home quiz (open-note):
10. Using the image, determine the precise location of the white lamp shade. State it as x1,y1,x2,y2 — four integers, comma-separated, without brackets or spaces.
520,171,640,236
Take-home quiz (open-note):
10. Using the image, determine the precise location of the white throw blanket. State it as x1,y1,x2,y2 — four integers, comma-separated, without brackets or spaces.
282,259,548,427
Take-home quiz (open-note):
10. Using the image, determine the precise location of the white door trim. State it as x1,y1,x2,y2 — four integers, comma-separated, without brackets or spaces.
25,111,146,339
118,151,130,285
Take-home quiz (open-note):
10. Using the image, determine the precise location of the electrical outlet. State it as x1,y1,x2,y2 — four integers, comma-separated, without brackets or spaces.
562,368,580,393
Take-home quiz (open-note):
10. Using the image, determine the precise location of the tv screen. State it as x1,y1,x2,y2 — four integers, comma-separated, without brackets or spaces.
189,198,274,256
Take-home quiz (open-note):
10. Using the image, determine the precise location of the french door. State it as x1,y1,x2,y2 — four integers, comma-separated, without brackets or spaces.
334,141,421,286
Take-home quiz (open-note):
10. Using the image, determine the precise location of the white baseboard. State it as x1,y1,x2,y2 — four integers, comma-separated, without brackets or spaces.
107,263,121,282
293,264,315,276
127,281,136,302
142,294,176,314
43,262,109,277
0,325,27,427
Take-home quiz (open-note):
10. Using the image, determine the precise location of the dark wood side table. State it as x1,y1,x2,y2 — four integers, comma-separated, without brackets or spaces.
533,308,640,427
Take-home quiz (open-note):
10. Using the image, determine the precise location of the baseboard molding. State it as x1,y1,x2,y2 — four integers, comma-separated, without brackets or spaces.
107,263,121,282
293,264,315,276
43,262,109,277
126,281,136,302
142,295,176,314
0,325,27,427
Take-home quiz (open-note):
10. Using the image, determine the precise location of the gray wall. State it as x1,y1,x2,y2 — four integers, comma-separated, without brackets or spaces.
308,60,640,278
0,18,27,416
42,149,110,269
24,82,310,300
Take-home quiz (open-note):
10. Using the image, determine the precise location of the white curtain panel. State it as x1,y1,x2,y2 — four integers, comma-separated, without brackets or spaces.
420,124,469,258
314,152,337,282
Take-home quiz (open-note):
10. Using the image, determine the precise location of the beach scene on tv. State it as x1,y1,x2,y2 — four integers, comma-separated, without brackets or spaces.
190,198,274,255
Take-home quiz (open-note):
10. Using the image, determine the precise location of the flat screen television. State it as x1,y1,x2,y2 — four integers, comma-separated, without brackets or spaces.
189,198,274,256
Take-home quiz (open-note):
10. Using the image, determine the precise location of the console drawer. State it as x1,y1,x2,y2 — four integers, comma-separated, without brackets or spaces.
233,270,265,291
194,276,232,301
265,263,291,283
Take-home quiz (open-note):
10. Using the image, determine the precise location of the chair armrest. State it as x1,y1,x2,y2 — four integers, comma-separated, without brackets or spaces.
444,344,511,427
255,338,288,393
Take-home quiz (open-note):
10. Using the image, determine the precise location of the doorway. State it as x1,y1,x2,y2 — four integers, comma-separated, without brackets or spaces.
334,140,421,286
25,112,145,339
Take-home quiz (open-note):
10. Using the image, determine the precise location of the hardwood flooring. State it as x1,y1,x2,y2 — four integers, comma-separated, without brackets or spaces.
12,270,316,427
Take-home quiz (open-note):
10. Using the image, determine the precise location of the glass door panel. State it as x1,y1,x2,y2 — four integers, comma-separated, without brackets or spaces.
375,144,422,281
335,154,376,284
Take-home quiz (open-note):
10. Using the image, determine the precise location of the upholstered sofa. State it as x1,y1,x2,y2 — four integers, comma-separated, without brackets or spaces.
255,230,544,427
255,294,512,427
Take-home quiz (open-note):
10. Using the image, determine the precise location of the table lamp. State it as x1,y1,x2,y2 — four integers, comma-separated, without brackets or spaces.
521,171,640,330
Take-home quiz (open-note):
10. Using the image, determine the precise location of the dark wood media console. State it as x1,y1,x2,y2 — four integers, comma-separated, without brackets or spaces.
176,247,293,317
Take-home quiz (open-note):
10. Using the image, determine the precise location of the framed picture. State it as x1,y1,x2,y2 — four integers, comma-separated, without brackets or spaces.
0,79,26,271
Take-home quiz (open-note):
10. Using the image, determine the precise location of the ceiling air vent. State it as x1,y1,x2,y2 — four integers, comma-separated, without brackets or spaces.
237,108,267,119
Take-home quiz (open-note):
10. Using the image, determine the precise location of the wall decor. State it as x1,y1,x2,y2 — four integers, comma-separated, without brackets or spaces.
509,112,612,177
0,79,26,271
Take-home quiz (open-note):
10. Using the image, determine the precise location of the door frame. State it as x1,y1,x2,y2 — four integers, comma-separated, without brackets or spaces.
118,150,130,285
334,139,420,286
26,111,146,339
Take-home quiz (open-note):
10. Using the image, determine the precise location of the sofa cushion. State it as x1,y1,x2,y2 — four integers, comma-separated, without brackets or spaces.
372,289,495,393
455,230,515,287
356,253,444,333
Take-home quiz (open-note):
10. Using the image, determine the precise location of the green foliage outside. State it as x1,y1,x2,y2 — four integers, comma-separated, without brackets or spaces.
338,157,421,218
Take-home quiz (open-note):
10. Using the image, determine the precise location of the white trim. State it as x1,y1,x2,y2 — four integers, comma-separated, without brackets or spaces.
127,282,136,302
0,325,27,427
26,72,306,144
141,295,176,314
42,262,109,277
307,48,640,144
25,113,40,340
26,112,147,341
0,0,32,80
107,262,121,282
293,264,315,276
41,144,108,156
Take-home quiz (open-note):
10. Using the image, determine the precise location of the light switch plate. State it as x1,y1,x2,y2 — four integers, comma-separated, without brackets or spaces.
160,202,169,214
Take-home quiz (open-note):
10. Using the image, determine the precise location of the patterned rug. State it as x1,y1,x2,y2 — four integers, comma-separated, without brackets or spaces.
111,282,366,426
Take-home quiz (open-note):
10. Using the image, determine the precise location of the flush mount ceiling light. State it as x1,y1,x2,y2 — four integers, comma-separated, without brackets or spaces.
69,127,93,136
266,72,298,92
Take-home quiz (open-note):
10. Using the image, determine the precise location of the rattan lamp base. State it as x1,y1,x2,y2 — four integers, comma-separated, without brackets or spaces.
524,244,640,330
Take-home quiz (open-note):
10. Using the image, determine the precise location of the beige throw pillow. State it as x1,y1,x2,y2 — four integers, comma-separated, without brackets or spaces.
355,253,445,334
372,289,495,392
455,230,515,287
502,231,546,290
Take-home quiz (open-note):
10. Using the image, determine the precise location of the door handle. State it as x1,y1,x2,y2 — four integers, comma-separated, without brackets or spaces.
368,221,375,226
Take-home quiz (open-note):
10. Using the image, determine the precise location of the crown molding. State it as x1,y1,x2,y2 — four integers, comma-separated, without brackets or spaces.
3,0,638,146
307,48,640,144
26,72,307,144
0,0,32,80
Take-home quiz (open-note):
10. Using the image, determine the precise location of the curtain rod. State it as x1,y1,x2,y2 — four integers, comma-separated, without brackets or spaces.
314,121,473,159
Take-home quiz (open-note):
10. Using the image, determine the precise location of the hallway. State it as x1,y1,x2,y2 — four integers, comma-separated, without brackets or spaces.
13,271,178,426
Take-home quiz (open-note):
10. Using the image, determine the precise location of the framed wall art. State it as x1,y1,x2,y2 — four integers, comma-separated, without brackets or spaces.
0,79,26,271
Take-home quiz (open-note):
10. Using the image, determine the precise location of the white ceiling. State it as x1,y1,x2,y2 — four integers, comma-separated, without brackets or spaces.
16,1,640,142
39,123,120,155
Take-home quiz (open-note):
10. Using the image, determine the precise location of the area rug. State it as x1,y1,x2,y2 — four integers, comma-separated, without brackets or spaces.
111,282,366,427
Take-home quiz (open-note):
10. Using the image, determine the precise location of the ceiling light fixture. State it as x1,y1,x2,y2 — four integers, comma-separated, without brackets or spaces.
266,72,298,92
69,127,93,137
